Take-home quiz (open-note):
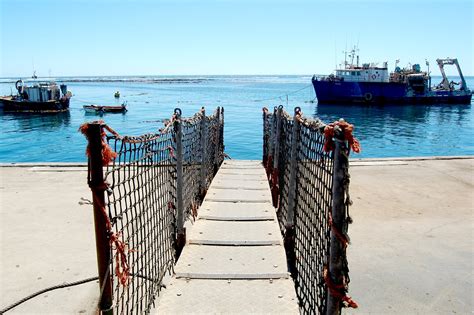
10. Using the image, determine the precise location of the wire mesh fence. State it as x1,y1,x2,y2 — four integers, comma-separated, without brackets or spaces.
82,107,224,314
263,106,356,314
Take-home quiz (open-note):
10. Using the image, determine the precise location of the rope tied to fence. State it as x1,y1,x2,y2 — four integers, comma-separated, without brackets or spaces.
87,180,132,287
79,122,135,287
323,266,358,309
323,119,361,154
328,212,350,248
79,120,118,166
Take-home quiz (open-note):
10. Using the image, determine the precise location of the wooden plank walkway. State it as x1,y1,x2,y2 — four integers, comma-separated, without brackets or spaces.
154,160,299,314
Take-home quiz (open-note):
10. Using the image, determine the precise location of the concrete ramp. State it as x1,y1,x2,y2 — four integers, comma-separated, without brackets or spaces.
154,160,299,314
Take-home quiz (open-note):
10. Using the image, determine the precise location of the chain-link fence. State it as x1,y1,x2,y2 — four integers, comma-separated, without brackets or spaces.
81,107,224,314
263,106,357,315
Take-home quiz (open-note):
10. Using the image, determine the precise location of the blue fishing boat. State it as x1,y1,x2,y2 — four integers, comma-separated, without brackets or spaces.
312,49,472,104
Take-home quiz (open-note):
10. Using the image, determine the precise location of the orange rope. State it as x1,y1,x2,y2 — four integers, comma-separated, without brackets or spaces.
80,122,132,286
109,233,131,286
79,121,117,166
328,212,349,248
323,267,358,309
323,121,361,153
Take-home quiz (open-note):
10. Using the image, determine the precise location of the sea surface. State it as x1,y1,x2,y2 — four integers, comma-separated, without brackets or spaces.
0,75,473,162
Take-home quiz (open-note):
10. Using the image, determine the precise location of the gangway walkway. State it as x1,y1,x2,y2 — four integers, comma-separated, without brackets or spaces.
81,107,357,314
155,160,299,313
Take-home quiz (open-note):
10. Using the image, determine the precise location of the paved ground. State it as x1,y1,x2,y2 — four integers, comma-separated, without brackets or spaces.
0,165,98,314
345,157,473,314
0,157,472,314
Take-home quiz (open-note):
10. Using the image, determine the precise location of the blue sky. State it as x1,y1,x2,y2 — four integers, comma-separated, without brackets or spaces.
1,0,472,76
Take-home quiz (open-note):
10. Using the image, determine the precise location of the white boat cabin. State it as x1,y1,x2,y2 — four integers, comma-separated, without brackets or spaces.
335,62,390,83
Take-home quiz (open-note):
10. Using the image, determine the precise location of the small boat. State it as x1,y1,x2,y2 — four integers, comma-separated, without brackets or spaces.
312,48,472,104
83,103,127,114
0,79,72,112
114,91,120,98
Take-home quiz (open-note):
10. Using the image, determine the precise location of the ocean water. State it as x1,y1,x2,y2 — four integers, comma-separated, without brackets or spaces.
0,75,473,162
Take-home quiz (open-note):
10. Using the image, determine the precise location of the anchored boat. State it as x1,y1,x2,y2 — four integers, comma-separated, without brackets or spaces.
0,80,72,112
312,50,472,104
83,103,127,114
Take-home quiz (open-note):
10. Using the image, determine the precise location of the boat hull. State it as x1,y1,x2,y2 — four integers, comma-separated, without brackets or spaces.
83,105,127,114
312,79,472,104
0,97,70,112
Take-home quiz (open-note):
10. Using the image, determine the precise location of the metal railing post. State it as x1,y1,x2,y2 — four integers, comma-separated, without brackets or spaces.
262,109,268,165
284,107,300,277
271,105,283,207
199,107,207,198
173,108,186,258
213,107,221,175
87,123,113,315
326,129,349,315
220,107,224,157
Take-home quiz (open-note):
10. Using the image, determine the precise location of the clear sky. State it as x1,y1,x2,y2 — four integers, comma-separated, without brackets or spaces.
1,0,472,77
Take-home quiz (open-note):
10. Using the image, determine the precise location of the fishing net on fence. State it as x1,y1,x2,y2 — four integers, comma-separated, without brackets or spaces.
293,119,333,314
179,111,204,220
105,130,176,314
263,107,335,314
203,109,225,186
82,107,224,314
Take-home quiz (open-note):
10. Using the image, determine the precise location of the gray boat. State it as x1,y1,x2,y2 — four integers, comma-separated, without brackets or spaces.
0,79,72,112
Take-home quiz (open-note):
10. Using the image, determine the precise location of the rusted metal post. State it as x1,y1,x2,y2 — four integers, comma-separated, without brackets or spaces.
220,107,224,155
271,105,283,207
284,107,300,278
213,107,221,175
264,107,276,177
199,107,207,198
262,108,268,165
87,123,113,315
174,108,186,258
326,129,348,315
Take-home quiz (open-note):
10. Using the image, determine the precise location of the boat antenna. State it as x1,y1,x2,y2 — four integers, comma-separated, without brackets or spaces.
344,40,347,68
31,58,37,80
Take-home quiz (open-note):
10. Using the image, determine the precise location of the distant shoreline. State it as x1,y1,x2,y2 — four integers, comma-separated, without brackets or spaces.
0,78,213,84
0,74,470,85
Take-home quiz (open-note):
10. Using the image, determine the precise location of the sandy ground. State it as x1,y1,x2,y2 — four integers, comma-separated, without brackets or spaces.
0,158,472,314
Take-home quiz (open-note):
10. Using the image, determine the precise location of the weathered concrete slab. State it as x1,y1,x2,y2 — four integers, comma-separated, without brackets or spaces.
174,245,289,279
206,187,272,203
154,160,296,313
218,168,267,175
156,279,299,314
210,178,269,190
221,160,261,166
199,200,275,221
212,171,267,183
188,220,282,245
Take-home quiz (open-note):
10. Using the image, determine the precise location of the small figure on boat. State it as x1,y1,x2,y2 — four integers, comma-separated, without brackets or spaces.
114,91,120,98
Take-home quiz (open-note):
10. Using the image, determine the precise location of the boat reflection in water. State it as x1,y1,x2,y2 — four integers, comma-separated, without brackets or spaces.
314,102,472,158
0,110,71,132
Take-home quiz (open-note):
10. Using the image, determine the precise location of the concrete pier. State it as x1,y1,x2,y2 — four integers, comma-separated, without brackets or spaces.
0,157,472,314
